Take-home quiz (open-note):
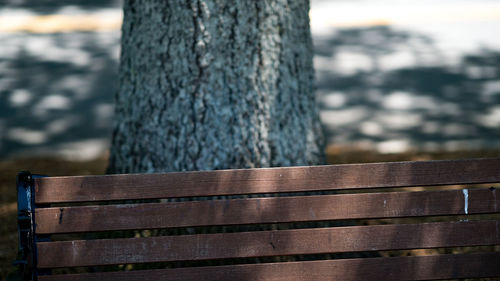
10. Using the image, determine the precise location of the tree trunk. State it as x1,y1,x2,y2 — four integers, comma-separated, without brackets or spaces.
108,0,324,173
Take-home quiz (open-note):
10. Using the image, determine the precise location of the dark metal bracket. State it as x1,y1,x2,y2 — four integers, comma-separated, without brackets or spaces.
14,171,47,281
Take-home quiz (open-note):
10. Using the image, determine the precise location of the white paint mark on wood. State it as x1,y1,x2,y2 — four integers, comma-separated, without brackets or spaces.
462,189,469,215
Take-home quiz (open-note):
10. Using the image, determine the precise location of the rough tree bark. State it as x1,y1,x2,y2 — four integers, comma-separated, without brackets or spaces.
108,0,324,173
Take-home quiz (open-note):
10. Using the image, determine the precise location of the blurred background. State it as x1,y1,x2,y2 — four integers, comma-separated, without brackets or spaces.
1,0,500,161
313,0,500,156
1,0,500,278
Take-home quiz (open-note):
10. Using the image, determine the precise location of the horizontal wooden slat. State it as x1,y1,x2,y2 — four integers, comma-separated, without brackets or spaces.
38,252,500,281
35,188,500,234
34,158,500,203
37,220,500,268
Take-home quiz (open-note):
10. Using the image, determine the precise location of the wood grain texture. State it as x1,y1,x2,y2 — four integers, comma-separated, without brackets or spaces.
35,188,500,234
34,158,500,203
38,252,500,281
37,220,500,268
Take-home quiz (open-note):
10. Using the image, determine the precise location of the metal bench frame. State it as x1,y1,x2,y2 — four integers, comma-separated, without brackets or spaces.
13,158,500,281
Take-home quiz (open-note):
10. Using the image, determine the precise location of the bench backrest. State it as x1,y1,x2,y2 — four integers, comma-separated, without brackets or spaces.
17,158,500,281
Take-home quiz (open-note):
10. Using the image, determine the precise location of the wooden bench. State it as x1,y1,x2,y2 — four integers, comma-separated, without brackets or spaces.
14,158,500,281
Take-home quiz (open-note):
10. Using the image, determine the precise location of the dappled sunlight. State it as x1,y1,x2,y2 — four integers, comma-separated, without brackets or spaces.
34,95,72,117
321,107,368,127
8,89,33,107
0,12,122,33
477,106,500,128
311,0,500,36
0,1,122,15
18,36,92,66
1,0,500,159
315,26,500,153
7,127,49,145
55,138,109,160
45,117,80,135
377,112,422,129
377,140,411,154
0,29,119,159
359,121,383,137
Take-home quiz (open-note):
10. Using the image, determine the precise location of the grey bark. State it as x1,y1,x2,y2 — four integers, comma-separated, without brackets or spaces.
108,0,324,173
